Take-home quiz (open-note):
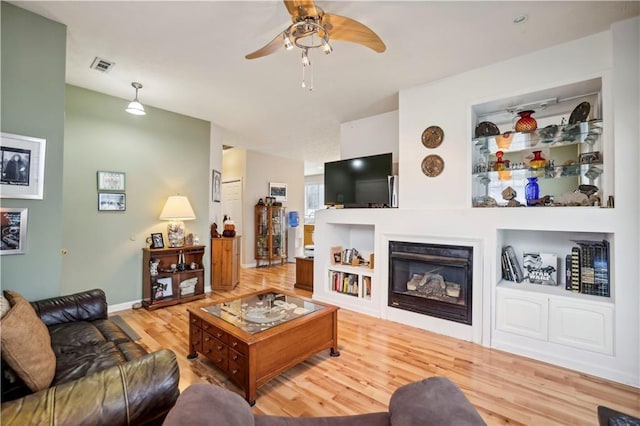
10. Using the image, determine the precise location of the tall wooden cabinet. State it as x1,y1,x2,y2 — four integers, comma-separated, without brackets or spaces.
142,245,206,310
211,236,241,291
255,205,287,267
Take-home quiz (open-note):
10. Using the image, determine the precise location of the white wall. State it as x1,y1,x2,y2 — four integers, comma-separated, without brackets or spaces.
221,148,304,266
399,31,612,210
340,110,399,162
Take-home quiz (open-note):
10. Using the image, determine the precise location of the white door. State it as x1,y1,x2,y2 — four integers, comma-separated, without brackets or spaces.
221,179,243,236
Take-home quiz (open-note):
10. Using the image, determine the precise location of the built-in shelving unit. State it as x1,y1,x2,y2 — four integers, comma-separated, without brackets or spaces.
313,222,377,316
328,263,373,300
471,78,607,207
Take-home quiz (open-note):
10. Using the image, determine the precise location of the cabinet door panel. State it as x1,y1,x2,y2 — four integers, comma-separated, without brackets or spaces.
549,299,613,355
496,290,548,340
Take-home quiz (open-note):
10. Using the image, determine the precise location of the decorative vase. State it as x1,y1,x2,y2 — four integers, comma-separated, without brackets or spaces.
515,110,538,133
529,150,546,169
525,177,540,206
495,132,513,149
494,150,506,171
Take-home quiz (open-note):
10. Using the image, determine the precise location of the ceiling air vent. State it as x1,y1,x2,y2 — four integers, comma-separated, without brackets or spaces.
90,57,115,73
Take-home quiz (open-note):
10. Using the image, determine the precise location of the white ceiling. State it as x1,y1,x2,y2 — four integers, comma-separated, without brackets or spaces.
12,1,640,175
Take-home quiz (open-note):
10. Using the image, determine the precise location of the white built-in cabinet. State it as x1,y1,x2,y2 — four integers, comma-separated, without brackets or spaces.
497,285,613,355
480,76,617,366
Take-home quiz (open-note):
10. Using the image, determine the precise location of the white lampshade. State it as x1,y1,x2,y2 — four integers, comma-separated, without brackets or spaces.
159,196,196,221
159,196,196,248
126,100,146,115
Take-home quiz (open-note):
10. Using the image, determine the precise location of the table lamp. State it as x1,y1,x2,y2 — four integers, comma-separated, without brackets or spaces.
159,195,196,247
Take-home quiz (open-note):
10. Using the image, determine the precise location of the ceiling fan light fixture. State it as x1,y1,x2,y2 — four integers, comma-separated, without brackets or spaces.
301,48,311,66
321,38,332,55
125,82,146,116
283,33,294,50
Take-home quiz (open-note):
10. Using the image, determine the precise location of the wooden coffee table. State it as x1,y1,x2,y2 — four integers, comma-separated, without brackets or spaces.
187,288,339,405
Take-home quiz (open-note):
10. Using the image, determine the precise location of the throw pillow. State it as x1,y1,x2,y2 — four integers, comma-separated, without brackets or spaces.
0,290,56,392
0,294,10,318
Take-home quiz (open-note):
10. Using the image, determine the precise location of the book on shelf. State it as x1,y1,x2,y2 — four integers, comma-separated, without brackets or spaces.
570,240,610,297
522,252,558,286
363,276,372,297
502,246,524,283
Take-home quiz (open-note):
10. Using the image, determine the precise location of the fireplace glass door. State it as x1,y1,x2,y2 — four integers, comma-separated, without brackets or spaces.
389,241,473,325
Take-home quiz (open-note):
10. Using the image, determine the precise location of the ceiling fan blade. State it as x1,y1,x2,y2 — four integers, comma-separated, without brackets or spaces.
323,13,386,53
245,31,286,60
284,0,319,19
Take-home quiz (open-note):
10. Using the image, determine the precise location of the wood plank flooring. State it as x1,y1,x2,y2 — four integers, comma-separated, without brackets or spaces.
117,264,639,425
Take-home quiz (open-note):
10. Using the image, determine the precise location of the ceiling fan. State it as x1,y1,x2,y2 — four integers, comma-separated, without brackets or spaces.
245,0,386,88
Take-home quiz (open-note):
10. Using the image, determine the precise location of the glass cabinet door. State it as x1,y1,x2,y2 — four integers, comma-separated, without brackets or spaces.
270,207,285,257
256,206,268,258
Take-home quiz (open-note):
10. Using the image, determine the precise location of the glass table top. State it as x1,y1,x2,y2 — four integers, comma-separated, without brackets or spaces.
201,291,324,334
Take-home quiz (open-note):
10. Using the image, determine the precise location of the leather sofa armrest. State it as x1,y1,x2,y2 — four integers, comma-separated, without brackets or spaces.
31,288,108,326
389,377,486,426
1,349,180,426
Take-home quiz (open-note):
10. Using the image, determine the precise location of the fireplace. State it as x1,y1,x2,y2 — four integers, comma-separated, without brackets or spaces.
388,241,473,325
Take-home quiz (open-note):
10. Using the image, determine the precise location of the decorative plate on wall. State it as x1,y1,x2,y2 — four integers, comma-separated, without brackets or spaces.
568,101,591,124
421,154,444,177
421,125,444,149
474,121,500,138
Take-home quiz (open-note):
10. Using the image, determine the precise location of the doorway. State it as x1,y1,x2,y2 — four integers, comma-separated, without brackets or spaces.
221,179,243,237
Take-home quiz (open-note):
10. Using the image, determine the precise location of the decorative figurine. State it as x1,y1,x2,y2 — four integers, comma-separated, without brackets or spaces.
211,223,221,238
149,258,160,276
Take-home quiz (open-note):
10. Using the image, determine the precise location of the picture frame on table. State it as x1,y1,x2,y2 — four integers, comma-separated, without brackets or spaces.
97,170,126,191
0,133,46,200
150,232,164,249
153,277,173,300
98,192,126,211
0,207,28,255
269,182,287,202
330,246,343,265
212,169,221,202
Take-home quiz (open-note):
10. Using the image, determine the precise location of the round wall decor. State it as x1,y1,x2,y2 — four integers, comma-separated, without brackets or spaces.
421,154,444,177
421,126,444,149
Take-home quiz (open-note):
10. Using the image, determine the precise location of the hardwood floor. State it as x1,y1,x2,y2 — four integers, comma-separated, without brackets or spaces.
117,264,639,425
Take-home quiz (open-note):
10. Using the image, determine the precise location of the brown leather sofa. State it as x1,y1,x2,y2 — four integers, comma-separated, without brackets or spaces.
163,376,486,426
1,289,180,425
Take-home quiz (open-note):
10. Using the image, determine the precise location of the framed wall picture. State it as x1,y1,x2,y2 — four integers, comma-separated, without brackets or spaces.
97,170,126,191
150,232,164,249
98,192,126,211
212,169,221,202
0,133,46,200
269,182,287,202
0,207,28,255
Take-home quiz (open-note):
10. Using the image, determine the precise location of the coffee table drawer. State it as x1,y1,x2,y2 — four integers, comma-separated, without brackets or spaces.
228,336,247,355
190,325,202,353
228,350,246,385
203,335,228,369
203,323,228,343
190,315,202,329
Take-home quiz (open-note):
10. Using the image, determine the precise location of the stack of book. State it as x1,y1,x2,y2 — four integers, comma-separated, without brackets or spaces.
566,240,610,297
329,271,359,296
501,246,524,283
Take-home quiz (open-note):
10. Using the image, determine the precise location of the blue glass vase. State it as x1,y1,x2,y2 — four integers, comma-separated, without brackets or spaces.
525,177,539,206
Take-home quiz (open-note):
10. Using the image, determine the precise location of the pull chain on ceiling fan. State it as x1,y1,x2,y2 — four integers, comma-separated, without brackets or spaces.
246,0,386,90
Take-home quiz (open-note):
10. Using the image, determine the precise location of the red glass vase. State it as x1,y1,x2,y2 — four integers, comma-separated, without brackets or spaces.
529,150,546,169
515,110,538,133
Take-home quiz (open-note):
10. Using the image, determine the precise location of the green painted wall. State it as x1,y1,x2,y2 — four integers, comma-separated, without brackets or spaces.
63,86,210,305
0,2,66,300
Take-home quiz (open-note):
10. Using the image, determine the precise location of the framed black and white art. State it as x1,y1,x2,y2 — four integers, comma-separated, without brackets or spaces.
0,133,46,200
0,207,28,255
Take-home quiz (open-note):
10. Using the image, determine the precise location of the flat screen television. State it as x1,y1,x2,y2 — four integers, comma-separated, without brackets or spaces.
324,153,393,208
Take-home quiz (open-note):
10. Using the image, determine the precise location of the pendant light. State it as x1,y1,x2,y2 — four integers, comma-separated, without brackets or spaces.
126,82,146,116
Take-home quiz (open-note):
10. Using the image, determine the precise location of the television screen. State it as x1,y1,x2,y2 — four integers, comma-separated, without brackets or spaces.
324,153,393,207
